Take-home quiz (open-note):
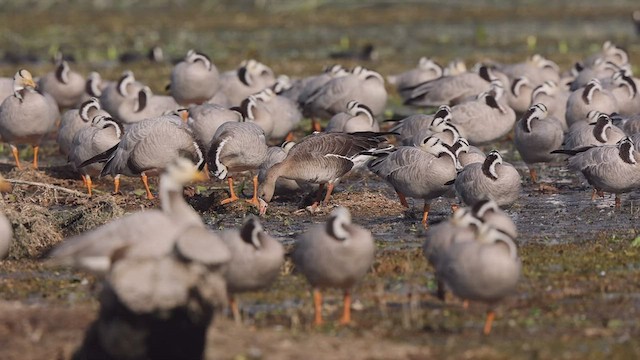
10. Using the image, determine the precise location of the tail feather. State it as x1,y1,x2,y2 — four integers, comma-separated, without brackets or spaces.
550,146,593,156
79,143,119,169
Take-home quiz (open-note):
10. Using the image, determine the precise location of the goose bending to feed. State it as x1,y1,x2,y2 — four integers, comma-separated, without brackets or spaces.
222,215,284,322
438,223,521,335
170,50,220,105
80,114,205,200
258,131,391,214
38,59,85,108
554,137,640,209
454,150,521,207
69,115,123,196
514,103,564,183
57,97,110,156
293,206,375,325
257,141,306,194
207,121,269,207
368,136,459,226
0,69,59,169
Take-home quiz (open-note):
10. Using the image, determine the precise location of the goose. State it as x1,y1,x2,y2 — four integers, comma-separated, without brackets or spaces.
270,74,303,103
454,150,521,207
562,112,625,151
293,206,375,325
612,113,640,135
448,137,485,167
251,88,302,141
207,121,269,207
387,57,443,100
69,115,123,196
0,175,13,259
368,136,459,225
559,137,640,208
470,199,517,239
406,106,462,147
222,215,284,322
0,69,59,169
77,71,112,105
438,223,521,335
115,86,181,125
297,64,350,132
570,59,623,91
0,76,14,102
514,103,564,182
48,157,217,274
99,70,145,116
582,41,629,69
57,97,111,156
495,54,560,86
170,50,220,105
303,66,387,120
386,113,434,145
218,59,276,106
565,79,618,128
186,103,242,153
38,59,85,109
80,114,205,200
257,141,306,194
258,131,391,214
507,76,536,115
607,70,640,116
422,207,482,300
325,100,380,133
530,80,570,131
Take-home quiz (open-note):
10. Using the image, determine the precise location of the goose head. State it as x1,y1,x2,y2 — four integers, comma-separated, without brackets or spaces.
352,66,384,83
133,86,152,113
418,57,444,77
325,206,352,241
13,69,36,100
91,114,123,140
450,207,483,230
479,91,507,114
272,75,292,94
346,100,375,126
240,215,266,249
420,136,461,169
239,96,258,121
471,199,500,219
520,103,548,133
281,140,296,153
430,109,460,142
612,70,637,99
617,137,637,165
444,59,467,76
482,150,503,180
238,59,274,87
581,79,602,105
449,137,471,157
510,76,530,98
476,223,519,260
86,72,103,97
54,60,72,85
253,88,275,102
531,54,560,73
601,41,629,67
117,70,136,97
593,114,614,143
531,80,557,99
79,97,102,122
185,49,212,71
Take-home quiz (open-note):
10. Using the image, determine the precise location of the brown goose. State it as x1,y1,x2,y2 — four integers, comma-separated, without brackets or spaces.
80,114,205,200
170,50,220,105
221,215,284,322
258,131,390,214
38,59,85,108
293,206,375,325
207,121,269,207
0,69,59,169
69,115,123,196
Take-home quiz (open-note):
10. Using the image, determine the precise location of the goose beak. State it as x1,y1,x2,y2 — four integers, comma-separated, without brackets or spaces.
23,77,36,89
179,109,189,123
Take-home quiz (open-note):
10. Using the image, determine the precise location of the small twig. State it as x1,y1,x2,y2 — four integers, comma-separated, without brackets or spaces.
6,179,89,197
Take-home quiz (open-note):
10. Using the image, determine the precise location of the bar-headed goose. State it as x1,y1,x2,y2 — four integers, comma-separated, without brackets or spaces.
69,115,123,196
368,136,459,225
325,100,380,133
454,150,521,207
448,137,485,167
607,70,640,116
251,88,302,141
38,59,85,109
0,69,59,169
222,215,284,322
170,50,220,106
293,206,375,325
565,79,618,128
115,86,181,125
514,103,564,182
186,103,242,153
58,97,110,156
99,70,145,116
530,80,570,131
438,223,521,335
207,120,269,207
388,57,443,100
219,59,276,106
562,111,625,151
470,199,517,239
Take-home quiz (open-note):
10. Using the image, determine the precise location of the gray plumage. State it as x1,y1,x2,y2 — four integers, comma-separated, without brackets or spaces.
170,50,220,105
0,211,12,260
115,86,180,125
218,59,276,106
38,60,85,108
607,71,640,116
99,70,145,116
494,54,560,86
257,141,305,193
207,121,269,180
565,79,618,127
449,137,486,167
470,199,518,239
69,115,122,177
388,57,443,100
251,88,302,141
325,100,380,133
187,103,241,153
57,97,110,156
530,80,570,131
423,208,480,272
563,112,625,150
514,103,564,165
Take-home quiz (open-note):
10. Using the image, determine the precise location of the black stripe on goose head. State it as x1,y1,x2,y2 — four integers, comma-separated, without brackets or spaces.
86,72,102,97
188,50,212,71
471,198,499,218
117,70,134,97
134,87,150,113
237,65,251,86
618,138,637,165
483,93,501,110
240,215,264,249
92,115,124,140
520,103,547,133
238,96,257,120
55,61,70,84
593,114,613,143
482,150,502,180
510,77,529,97
581,79,601,105
449,137,470,157
326,206,351,241
613,71,637,98
478,65,492,82
79,97,101,122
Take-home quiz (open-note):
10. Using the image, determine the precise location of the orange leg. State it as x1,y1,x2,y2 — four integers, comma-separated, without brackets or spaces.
141,173,154,200
245,175,260,207
229,295,241,324
113,175,121,194
450,203,459,213
32,145,39,169
308,183,325,211
339,289,352,325
221,177,240,205
483,309,496,335
397,191,409,208
615,194,621,209
322,182,335,206
285,132,295,142
421,202,431,227
313,288,323,326
83,175,93,197
529,167,538,184
10,145,22,170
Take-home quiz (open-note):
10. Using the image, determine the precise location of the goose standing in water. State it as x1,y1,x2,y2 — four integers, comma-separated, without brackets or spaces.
454,150,521,207
438,223,521,335
80,114,204,200
0,69,59,169
258,131,390,214
368,136,459,226
69,115,123,196
222,216,284,322
293,207,375,325
207,121,269,207
170,50,220,106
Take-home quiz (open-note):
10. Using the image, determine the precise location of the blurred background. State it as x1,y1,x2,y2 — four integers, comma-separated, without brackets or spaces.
0,0,638,96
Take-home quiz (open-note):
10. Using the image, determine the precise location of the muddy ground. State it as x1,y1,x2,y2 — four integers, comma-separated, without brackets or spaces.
1,1,640,359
